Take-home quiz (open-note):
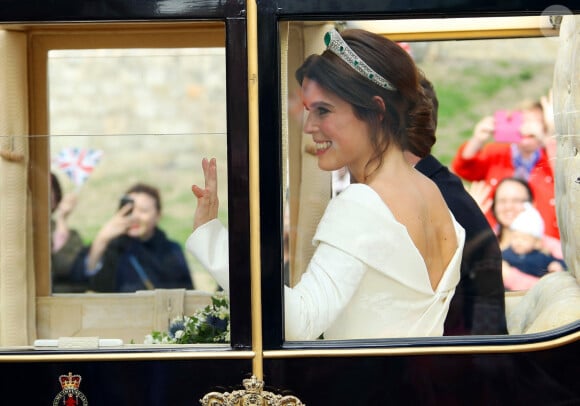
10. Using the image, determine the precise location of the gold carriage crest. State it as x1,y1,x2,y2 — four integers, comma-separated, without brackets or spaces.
200,375,304,406
52,372,88,406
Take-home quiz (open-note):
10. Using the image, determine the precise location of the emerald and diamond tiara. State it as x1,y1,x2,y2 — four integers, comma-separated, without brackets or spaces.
324,29,396,91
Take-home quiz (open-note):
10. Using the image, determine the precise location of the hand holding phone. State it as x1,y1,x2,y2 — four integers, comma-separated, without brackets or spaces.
494,110,523,143
119,195,134,215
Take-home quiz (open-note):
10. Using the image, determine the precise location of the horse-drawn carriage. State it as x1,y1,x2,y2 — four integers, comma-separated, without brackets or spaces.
0,1,578,404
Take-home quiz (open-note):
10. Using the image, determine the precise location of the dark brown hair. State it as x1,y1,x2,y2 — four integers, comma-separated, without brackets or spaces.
125,183,162,212
295,28,435,180
50,172,63,207
420,75,438,129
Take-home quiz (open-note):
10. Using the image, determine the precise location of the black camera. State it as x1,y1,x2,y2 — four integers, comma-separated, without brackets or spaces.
119,195,134,215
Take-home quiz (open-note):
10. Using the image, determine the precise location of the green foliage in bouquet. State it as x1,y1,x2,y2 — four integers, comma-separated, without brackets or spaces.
145,293,230,344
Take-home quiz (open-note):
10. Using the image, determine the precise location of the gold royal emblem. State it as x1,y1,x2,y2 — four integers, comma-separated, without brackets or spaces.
201,375,304,406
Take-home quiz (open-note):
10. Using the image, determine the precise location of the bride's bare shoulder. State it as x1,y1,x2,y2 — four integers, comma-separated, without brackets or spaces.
415,173,455,222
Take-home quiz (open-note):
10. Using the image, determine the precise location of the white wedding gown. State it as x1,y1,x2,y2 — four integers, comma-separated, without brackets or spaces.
186,184,465,340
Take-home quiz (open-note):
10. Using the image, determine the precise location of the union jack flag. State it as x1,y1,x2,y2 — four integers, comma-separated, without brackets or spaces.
53,147,103,187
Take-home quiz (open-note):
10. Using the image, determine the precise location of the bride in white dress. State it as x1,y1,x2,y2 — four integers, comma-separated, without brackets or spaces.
186,28,465,340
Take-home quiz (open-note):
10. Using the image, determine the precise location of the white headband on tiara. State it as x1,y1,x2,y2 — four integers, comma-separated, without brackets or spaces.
324,29,396,91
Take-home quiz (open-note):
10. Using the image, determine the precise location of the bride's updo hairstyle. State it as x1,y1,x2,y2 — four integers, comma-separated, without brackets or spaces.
296,28,435,181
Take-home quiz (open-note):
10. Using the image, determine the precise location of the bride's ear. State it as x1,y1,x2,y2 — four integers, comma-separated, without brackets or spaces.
372,95,386,121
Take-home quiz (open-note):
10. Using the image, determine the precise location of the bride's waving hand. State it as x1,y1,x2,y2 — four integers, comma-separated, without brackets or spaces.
191,157,219,230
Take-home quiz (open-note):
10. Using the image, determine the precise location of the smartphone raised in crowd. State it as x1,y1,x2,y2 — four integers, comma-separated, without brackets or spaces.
493,110,523,143
119,195,134,215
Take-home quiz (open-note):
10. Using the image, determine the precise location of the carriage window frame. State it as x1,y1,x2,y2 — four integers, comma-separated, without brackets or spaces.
29,23,227,296
262,13,580,350
23,20,252,349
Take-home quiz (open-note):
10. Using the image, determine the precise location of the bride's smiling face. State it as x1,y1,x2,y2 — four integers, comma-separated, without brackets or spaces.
301,78,372,176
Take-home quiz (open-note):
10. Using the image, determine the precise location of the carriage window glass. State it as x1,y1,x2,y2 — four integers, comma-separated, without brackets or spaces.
48,48,228,295
282,18,577,340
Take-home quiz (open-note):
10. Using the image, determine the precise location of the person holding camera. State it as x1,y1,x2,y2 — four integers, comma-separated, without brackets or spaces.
75,183,194,292
451,94,559,240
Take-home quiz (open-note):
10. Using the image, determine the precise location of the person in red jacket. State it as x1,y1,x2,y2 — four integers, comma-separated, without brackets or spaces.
451,96,559,239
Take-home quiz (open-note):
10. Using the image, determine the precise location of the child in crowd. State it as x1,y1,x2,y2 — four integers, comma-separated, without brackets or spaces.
502,202,566,278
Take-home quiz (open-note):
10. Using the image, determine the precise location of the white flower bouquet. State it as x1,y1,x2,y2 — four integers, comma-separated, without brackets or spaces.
145,293,230,344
